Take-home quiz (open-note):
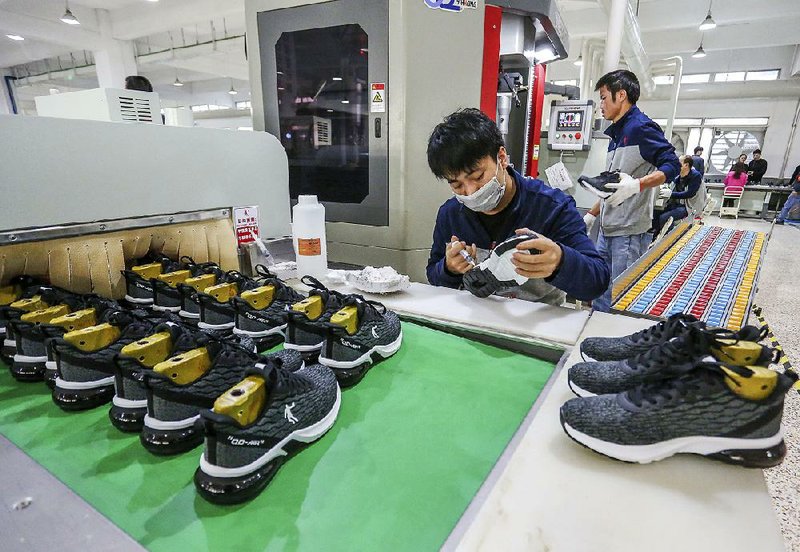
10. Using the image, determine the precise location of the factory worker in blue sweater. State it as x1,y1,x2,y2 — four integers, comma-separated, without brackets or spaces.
583,70,681,312
425,108,610,306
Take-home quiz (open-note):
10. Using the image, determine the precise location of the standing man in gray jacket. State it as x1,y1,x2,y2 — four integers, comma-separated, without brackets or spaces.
583,70,681,312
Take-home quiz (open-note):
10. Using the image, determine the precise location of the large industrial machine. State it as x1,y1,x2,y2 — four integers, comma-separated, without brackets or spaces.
245,0,570,282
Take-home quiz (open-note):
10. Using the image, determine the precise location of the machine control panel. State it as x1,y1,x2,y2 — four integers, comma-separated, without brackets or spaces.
547,99,595,151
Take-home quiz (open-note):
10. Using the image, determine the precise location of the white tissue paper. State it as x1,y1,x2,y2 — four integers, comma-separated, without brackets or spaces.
344,266,411,294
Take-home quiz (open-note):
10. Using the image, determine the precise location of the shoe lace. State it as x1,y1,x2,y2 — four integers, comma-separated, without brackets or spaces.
629,313,698,344
626,361,754,408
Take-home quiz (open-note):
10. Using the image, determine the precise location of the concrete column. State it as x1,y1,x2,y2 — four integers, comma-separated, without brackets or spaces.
93,9,137,88
602,0,626,74
0,69,14,114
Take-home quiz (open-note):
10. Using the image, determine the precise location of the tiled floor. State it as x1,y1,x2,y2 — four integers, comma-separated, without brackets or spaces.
702,215,799,551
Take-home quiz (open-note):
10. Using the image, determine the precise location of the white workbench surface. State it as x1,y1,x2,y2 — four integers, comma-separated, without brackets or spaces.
324,282,590,346
446,311,784,552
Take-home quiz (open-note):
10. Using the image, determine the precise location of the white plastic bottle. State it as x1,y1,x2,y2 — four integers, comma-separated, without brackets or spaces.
292,195,328,280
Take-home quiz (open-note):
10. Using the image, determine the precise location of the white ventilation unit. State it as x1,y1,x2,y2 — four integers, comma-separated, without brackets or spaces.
34,88,162,124
312,116,332,147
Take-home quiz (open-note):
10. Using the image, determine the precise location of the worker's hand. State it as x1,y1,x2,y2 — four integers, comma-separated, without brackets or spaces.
583,212,596,232
511,228,563,279
445,235,477,275
605,173,641,207
659,187,672,199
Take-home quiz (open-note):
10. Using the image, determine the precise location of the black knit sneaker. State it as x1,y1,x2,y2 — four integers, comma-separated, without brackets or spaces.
0,276,44,364
232,265,304,351
462,234,539,299
318,295,402,388
112,320,215,433
9,287,85,382
580,313,706,362
577,170,621,199
151,257,220,314
140,341,303,456
284,277,347,357
568,325,776,397
121,255,181,307
560,361,797,467
194,359,340,504
177,267,226,322
2,283,59,369
49,309,165,413
40,297,123,389
197,271,256,331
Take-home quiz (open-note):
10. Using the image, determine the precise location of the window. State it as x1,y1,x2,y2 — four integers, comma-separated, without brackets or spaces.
745,69,779,81
551,79,577,87
235,100,252,110
653,75,674,86
704,117,769,127
714,72,745,83
680,73,711,84
190,104,209,112
653,118,703,127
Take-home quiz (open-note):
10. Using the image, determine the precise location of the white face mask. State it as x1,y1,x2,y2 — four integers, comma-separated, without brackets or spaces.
454,157,506,213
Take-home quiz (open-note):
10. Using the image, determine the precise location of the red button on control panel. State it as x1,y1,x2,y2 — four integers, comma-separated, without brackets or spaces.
575,132,582,140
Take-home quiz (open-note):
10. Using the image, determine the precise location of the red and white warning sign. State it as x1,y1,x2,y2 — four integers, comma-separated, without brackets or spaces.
370,82,386,113
233,206,260,246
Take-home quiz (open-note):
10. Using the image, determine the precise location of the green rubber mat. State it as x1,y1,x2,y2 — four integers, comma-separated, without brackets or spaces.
0,322,556,551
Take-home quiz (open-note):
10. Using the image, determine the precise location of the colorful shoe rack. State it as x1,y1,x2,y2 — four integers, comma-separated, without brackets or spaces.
611,224,768,331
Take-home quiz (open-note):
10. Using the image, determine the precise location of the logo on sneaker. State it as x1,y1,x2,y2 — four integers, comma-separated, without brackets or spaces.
244,311,270,325
339,338,367,351
284,402,298,424
227,436,265,446
371,326,380,339
134,281,152,291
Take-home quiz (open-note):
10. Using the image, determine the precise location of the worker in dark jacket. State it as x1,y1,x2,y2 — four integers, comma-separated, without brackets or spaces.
654,155,702,235
747,149,768,184
583,70,681,311
691,146,705,176
426,108,609,305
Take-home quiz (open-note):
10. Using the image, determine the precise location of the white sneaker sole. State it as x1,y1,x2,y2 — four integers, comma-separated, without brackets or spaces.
318,331,403,370
233,324,286,339
562,421,784,464
566,378,597,398
283,341,324,353
197,321,235,330
199,385,341,479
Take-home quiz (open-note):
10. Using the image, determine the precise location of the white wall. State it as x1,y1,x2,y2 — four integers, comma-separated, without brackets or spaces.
638,97,800,178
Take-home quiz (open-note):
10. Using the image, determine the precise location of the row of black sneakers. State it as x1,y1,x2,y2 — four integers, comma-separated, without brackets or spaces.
0,257,403,504
561,313,796,467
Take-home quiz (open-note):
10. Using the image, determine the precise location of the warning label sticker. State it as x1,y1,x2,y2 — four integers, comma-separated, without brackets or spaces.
297,238,322,256
370,82,386,113
233,206,259,246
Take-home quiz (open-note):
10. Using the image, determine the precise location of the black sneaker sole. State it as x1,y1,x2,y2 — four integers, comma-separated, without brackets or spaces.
44,367,57,390
11,361,46,382
140,422,204,456
108,405,147,433
52,384,115,411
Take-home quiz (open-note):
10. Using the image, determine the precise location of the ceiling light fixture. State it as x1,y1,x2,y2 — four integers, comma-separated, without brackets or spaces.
332,76,343,81
228,84,238,95
698,1,716,31
60,1,80,25
573,55,583,67
692,41,707,58
6,35,24,41
173,76,184,87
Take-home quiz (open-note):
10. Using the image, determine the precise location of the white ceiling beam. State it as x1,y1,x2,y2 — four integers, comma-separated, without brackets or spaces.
151,55,249,81
109,0,244,41
0,9,104,51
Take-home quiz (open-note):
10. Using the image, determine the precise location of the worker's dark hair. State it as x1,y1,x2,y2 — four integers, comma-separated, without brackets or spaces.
732,162,747,178
681,156,694,168
124,75,153,92
694,146,703,154
753,148,762,155
595,70,640,104
427,108,504,180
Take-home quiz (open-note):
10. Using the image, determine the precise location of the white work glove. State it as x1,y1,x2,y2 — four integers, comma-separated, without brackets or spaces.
659,187,672,200
583,212,596,232
605,173,641,207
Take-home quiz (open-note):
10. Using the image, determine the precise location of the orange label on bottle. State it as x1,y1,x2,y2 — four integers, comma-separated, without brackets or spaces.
297,238,322,256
